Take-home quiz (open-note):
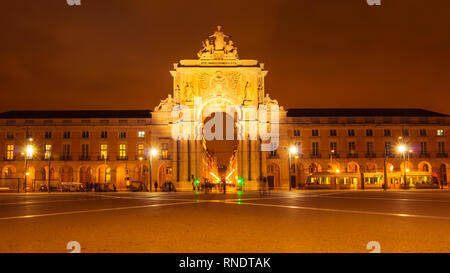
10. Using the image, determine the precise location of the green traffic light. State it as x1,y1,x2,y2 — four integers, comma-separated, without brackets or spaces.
238,177,244,184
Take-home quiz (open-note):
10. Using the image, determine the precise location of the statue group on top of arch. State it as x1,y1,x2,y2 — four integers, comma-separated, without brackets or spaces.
197,25,238,60
154,94,175,112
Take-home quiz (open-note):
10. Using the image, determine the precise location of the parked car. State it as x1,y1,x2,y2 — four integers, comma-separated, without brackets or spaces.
129,181,145,192
61,182,86,192
38,185,59,192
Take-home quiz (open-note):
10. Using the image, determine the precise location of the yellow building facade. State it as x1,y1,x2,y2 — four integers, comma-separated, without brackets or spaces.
0,26,449,192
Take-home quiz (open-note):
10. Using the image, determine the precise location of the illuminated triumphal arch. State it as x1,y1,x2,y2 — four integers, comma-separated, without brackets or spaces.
151,26,284,190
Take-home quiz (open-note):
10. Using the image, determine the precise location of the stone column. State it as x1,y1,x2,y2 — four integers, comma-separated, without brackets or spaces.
171,140,178,182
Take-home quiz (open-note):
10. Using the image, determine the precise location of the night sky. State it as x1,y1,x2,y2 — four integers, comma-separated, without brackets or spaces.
1,0,449,114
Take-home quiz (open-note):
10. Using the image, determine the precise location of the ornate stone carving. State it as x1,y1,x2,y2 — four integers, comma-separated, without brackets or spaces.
197,26,238,60
199,73,210,90
174,84,181,101
229,72,241,90
168,26,268,111
262,93,278,105
154,94,176,111
185,82,194,102
197,40,214,59
224,40,238,58
244,81,250,101
210,71,228,93
209,25,228,50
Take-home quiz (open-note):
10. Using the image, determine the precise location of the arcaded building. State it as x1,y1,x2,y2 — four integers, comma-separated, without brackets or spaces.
1,27,449,191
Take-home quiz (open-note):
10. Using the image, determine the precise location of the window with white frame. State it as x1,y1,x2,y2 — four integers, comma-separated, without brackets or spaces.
6,144,14,160
100,144,108,159
119,144,127,158
44,144,52,160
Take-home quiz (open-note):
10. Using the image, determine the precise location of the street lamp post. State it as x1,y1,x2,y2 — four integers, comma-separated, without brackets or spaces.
383,152,388,191
48,150,51,193
139,157,144,190
148,152,152,192
149,148,158,192
407,149,412,189
335,169,340,190
330,149,334,166
24,138,33,193
288,146,298,192
397,144,408,189
403,152,407,189
24,153,28,193
104,156,107,183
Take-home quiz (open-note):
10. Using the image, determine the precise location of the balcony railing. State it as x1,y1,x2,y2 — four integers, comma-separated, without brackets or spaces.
97,156,110,161
365,153,376,158
437,153,448,158
78,155,90,161
310,154,321,158
117,156,128,161
347,153,358,158
329,153,340,158
60,155,72,161
267,153,279,159
419,153,430,158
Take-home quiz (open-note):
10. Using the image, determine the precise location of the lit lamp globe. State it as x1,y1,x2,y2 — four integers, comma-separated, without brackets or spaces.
150,149,158,156
26,145,34,158
397,145,407,153
289,146,298,155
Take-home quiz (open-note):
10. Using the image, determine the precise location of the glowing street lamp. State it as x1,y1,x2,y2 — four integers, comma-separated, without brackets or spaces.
26,145,34,159
397,144,407,154
288,145,299,191
23,139,34,193
148,148,158,192
397,144,409,189
289,146,298,155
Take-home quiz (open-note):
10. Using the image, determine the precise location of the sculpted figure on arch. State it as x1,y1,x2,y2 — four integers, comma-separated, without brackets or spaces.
197,39,214,58
209,25,229,50
197,25,238,59
224,40,238,58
